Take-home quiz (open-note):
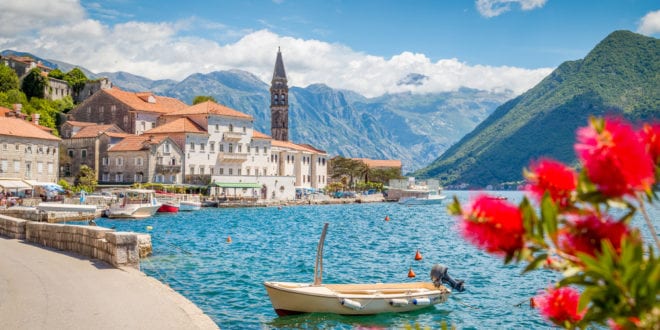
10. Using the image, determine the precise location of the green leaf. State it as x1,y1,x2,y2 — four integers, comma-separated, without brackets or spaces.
446,196,462,216
523,253,548,273
540,193,558,238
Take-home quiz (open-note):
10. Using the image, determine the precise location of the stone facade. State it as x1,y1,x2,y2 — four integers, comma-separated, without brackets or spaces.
0,134,60,182
105,136,183,184
59,125,127,180
68,91,136,133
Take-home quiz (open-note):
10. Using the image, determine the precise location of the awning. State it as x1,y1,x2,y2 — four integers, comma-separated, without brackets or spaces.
0,180,31,189
213,182,263,189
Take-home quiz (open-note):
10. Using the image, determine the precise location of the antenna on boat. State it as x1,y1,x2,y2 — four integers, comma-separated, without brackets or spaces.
313,223,329,286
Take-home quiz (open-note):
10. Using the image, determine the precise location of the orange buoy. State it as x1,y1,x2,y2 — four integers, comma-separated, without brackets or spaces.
414,250,423,261
407,267,416,278
385,215,390,221
226,235,232,243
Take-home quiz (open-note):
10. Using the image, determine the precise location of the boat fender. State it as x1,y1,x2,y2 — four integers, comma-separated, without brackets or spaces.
389,299,409,307
412,297,431,306
340,298,363,310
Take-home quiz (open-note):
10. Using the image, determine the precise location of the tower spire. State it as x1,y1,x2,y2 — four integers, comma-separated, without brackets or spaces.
270,48,289,141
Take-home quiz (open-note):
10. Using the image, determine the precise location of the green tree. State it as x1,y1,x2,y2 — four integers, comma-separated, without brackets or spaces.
74,165,97,193
0,64,19,92
21,68,47,99
64,68,87,95
48,68,65,80
0,89,28,109
331,156,368,189
192,95,217,105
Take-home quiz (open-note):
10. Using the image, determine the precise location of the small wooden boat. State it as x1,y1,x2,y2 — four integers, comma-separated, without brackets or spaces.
105,189,161,219
264,223,464,316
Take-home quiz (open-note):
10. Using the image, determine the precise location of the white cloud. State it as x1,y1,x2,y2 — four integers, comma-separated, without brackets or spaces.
638,10,660,35
0,0,552,98
476,0,547,18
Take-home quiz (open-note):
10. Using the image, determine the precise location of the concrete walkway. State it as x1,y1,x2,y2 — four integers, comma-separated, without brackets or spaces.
0,237,218,330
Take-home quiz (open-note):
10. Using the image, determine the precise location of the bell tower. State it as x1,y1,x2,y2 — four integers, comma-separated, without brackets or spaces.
270,47,289,141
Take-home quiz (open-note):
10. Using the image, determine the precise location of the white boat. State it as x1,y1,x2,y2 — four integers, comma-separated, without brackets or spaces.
105,189,161,219
398,191,447,205
179,200,202,211
264,223,464,316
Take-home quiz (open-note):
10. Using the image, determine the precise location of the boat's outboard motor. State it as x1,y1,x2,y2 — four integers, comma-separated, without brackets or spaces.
430,264,465,292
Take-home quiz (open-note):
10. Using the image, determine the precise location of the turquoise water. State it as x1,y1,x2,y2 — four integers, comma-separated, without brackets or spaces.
77,191,660,329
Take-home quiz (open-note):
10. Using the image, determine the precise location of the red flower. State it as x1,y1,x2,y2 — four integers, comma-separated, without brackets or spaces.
558,212,629,258
575,117,655,197
642,123,660,165
459,194,524,255
534,286,585,325
526,158,577,207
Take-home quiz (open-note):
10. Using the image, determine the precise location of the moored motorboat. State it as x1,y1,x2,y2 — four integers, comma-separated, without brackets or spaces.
105,189,161,219
264,223,464,316
179,200,202,211
157,199,180,213
398,192,446,205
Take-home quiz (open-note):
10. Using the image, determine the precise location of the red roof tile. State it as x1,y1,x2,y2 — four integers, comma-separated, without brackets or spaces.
271,139,324,154
64,121,97,127
252,130,272,140
109,135,169,152
0,117,60,141
165,101,252,120
354,158,402,168
72,124,124,138
104,87,187,114
144,117,207,134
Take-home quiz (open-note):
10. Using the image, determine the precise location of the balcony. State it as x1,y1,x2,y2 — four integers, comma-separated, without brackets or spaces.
217,152,248,163
223,131,244,142
155,164,182,174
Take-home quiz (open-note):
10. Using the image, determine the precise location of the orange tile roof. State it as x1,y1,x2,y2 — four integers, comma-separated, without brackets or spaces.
144,117,207,134
0,117,60,141
109,135,169,152
104,87,187,114
105,132,132,138
72,124,123,138
354,158,402,168
165,101,252,120
252,130,272,140
271,139,324,154
64,120,97,127
0,106,11,116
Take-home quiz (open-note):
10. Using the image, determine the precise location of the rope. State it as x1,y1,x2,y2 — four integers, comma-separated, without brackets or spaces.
452,296,478,310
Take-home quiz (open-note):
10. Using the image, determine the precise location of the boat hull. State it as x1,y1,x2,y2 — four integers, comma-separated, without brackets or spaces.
399,196,446,205
157,202,179,213
179,201,202,211
106,204,161,219
264,281,450,316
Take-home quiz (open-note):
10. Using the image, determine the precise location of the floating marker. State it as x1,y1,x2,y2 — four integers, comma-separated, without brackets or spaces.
414,249,423,261
226,235,232,243
408,267,416,278
146,226,153,231
385,215,390,221
530,297,536,308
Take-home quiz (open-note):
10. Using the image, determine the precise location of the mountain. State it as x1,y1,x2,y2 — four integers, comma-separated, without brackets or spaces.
2,50,511,172
104,70,510,172
413,30,660,188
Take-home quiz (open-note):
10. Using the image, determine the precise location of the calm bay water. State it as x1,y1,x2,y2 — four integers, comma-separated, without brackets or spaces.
77,191,660,329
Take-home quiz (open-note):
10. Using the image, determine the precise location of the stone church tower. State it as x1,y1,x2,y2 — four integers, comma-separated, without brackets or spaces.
270,47,289,141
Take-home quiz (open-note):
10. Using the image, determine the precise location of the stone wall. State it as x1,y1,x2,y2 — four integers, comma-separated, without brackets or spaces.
0,215,151,269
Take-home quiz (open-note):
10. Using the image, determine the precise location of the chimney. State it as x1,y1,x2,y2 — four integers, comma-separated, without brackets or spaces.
32,113,40,126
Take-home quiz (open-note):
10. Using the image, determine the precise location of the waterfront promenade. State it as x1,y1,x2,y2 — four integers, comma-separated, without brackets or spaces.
0,237,218,330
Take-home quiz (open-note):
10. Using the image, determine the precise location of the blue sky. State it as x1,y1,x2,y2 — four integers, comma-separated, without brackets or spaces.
1,0,658,97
